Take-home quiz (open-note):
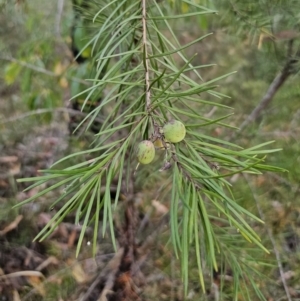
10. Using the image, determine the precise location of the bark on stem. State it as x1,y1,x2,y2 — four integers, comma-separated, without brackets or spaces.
238,63,292,133
236,39,297,135
142,0,151,110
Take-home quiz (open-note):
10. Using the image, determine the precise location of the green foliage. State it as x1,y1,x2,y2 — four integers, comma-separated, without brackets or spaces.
13,0,287,299
199,0,300,82
1,1,64,118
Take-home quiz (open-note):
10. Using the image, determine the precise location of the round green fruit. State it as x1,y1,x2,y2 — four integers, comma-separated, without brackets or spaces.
163,120,186,143
136,140,155,164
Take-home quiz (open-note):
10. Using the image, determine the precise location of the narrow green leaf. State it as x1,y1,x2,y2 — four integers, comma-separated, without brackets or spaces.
149,33,213,58
13,175,78,208
93,174,103,257
197,193,217,271
150,11,217,20
76,178,98,257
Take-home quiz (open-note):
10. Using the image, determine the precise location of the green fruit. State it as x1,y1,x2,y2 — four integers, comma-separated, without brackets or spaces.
163,120,186,143
136,140,155,164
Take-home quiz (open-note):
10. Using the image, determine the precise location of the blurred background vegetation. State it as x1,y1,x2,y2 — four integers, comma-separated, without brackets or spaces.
0,0,300,300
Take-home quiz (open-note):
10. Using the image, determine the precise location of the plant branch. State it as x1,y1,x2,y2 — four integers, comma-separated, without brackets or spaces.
142,0,151,110
235,40,297,136
81,248,124,301
237,65,291,132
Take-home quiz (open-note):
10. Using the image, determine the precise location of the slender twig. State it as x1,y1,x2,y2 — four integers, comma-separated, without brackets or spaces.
235,40,297,136
0,270,45,280
142,0,151,110
81,248,124,301
237,66,291,133
244,175,292,301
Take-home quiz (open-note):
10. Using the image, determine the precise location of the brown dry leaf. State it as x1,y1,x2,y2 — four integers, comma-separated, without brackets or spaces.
37,212,51,225
152,200,168,215
55,223,69,240
213,127,223,136
99,289,114,301
0,179,8,188
0,215,23,236
27,275,46,296
9,162,21,175
47,274,63,285
0,271,45,280
0,156,18,163
288,287,298,297
0,156,20,175
24,248,33,267
71,262,87,284
82,258,98,275
37,213,69,239
255,175,266,187
67,229,77,248
36,256,59,271
13,289,21,301
27,186,43,198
